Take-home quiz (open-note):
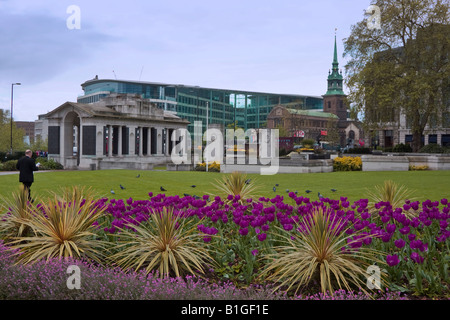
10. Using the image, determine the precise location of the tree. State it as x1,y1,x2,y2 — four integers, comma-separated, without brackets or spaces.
30,135,48,152
343,0,449,152
0,109,27,153
325,119,340,147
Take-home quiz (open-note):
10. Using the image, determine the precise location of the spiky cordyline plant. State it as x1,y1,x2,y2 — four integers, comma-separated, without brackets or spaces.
261,206,387,296
367,180,417,218
211,171,260,204
7,186,108,264
109,207,215,278
0,185,35,242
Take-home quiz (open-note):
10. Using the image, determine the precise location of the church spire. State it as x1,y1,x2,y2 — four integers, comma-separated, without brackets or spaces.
324,29,345,96
333,32,339,66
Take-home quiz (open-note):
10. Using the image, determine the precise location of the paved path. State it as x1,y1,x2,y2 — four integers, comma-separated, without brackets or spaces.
0,170,54,176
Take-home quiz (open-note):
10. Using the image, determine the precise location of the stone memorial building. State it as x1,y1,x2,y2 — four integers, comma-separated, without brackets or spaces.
35,93,189,170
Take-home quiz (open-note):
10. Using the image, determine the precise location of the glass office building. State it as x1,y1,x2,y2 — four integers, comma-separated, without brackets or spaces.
78,78,323,133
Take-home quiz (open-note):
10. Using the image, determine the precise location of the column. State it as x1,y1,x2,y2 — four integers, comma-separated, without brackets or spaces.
95,125,103,157
129,125,136,155
108,125,113,157
117,126,122,156
165,128,170,156
156,127,163,155
138,126,144,156
78,121,83,158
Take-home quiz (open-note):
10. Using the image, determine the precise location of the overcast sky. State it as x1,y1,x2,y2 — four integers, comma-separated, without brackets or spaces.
0,0,373,122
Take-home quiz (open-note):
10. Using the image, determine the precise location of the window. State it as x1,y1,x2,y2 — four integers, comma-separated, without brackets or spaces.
428,134,437,144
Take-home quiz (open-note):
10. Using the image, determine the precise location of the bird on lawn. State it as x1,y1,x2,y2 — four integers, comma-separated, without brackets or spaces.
110,189,115,194
294,191,298,195
120,184,125,190
275,184,279,187
183,193,190,197
318,192,324,200
136,174,140,178
273,186,276,192
331,188,337,193
160,186,167,191
305,190,312,194
245,179,251,184
191,185,196,188
286,189,289,193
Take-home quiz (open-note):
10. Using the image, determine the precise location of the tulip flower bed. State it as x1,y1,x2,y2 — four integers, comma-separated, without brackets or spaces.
93,191,449,298
1,188,449,299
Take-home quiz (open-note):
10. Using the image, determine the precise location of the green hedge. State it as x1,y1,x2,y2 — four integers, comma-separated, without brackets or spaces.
35,157,64,170
419,143,450,154
0,160,17,171
0,158,63,171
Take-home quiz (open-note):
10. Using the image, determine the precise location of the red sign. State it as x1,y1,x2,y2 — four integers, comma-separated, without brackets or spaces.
320,130,328,136
294,130,305,138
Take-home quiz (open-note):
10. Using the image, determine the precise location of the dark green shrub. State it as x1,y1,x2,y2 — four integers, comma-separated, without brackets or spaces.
393,143,412,153
1,160,18,171
419,143,446,154
344,147,372,154
35,157,64,170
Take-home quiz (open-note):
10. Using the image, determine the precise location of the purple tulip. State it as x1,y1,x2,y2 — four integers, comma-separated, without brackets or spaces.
386,255,400,267
239,228,248,236
386,223,396,234
411,252,424,264
257,233,267,241
394,239,406,249
399,226,410,235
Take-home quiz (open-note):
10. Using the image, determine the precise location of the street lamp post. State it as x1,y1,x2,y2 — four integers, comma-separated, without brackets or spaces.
10,83,21,155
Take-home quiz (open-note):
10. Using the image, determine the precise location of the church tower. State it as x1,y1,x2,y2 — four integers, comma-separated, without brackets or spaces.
323,33,347,121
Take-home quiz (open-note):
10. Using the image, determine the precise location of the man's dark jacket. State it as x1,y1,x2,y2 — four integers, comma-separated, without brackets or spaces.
16,156,39,183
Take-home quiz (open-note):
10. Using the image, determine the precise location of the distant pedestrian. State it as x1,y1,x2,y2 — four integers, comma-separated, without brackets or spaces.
16,149,40,202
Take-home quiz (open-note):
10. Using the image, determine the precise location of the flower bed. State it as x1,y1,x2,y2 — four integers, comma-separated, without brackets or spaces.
0,241,406,300
0,186,449,299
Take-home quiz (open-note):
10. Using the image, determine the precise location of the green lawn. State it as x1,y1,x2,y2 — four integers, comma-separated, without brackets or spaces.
0,169,449,203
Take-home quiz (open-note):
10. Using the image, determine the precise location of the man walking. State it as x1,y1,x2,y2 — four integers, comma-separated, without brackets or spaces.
16,149,40,202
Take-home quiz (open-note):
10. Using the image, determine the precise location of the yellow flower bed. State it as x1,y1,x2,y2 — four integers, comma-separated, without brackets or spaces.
333,156,362,171
195,161,221,172
409,164,429,171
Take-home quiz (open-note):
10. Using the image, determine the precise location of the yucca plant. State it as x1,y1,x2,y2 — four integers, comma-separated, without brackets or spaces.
367,180,417,218
108,207,215,278
261,206,386,296
211,171,260,204
0,185,35,242
7,186,108,264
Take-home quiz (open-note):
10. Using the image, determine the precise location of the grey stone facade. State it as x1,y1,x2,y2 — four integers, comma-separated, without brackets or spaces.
36,93,189,170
